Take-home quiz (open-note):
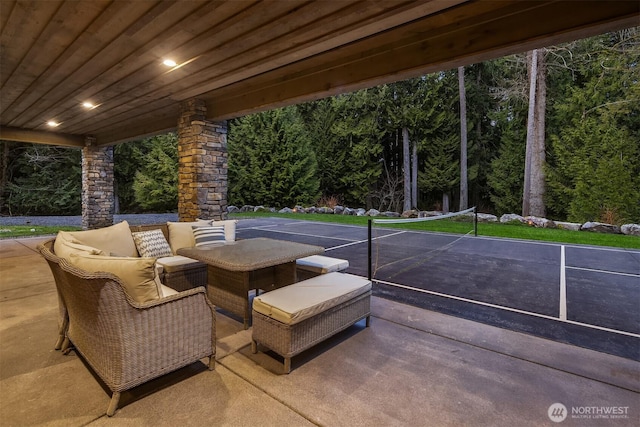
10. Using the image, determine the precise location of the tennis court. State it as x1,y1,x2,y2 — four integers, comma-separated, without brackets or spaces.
235,216,640,361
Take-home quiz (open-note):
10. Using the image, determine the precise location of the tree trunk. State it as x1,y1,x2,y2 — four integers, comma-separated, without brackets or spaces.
411,140,418,210
523,49,547,217
458,66,468,211
402,127,411,212
442,192,450,214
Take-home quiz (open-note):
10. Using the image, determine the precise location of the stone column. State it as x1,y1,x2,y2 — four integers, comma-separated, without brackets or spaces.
178,99,228,221
81,137,114,229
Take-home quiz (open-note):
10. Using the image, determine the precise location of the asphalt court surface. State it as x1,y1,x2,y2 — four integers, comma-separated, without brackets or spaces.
235,217,640,360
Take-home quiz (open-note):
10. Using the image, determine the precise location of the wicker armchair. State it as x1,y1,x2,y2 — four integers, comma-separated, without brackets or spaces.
38,240,216,416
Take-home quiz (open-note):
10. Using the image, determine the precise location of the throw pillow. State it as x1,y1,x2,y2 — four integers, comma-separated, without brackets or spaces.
167,220,210,254
211,219,238,242
67,220,138,257
132,229,173,258
192,225,226,247
54,231,106,259
68,253,160,303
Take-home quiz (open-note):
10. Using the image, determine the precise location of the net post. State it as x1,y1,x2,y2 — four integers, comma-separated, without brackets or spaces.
368,218,372,280
474,206,478,237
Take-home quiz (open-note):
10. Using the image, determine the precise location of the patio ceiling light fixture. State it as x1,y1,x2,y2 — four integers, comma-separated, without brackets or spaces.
47,120,60,127
163,59,177,67
82,101,97,109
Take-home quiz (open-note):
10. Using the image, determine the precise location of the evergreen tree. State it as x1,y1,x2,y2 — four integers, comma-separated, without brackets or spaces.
229,106,319,207
547,30,640,223
131,133,179,212
3,143,81,215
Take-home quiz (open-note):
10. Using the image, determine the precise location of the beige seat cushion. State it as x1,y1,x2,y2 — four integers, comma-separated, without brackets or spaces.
156,255,205,273
67,221,138,257
68,253,160,303
54,231,106,259
253,272,371,325
167,220,210,254
296,255,349,274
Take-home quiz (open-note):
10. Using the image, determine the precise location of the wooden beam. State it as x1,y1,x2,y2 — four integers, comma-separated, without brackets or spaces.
205,0,640,121
0,126,85,147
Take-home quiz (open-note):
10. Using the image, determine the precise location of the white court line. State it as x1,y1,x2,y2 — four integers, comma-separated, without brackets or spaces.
325,230,407,252
374,279,640,338
560,245,567,321
566,266,640,278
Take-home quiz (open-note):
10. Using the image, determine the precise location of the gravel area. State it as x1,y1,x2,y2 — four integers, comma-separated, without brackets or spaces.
0,213,178,227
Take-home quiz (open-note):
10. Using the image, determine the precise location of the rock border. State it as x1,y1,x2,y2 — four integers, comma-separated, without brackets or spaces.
227,205,639,237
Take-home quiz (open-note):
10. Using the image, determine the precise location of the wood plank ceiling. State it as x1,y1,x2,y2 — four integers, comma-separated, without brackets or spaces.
1,0,638,147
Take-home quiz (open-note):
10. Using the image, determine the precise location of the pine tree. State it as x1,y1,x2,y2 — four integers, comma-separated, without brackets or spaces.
229,106,319,207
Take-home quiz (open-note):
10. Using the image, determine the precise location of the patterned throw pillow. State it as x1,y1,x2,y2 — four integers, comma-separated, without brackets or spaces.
192,225,226,247
132,229,173,258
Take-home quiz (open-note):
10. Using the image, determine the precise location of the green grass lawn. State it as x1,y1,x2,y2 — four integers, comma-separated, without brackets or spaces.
0,225,82,239
230,212,640,249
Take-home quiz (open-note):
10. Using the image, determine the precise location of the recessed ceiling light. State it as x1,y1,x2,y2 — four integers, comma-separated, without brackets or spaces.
47,120,60,127
163,59,177,67
82,101,95,109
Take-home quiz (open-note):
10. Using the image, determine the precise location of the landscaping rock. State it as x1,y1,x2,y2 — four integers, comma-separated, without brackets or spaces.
402,210,419,218
227,205,240,214
317,207,334,214
500,213,525,223
333,205,344,215
382,211,401,218
279,207,293,214
342,207,355,215
621,224,640,236
366,209,380,217
580,221,621,234
254,205,270,212
355,208,366,216
555,221,582,231
476,213,498,222
294,205,305,213
524,216,556,228
305,206,317,214
420,211,442,217
240,205,255,213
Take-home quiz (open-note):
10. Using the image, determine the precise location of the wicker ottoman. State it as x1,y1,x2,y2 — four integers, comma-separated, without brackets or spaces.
251,272,371,373
295,255,350,281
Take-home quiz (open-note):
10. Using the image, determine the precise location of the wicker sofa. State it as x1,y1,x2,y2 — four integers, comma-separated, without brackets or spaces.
38,240,216,416
46,219,236,350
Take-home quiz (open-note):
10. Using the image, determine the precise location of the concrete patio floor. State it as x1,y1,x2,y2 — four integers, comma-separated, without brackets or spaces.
1,236,638,426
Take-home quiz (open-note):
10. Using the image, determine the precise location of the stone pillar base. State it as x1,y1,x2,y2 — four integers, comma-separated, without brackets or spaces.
82,140,114,229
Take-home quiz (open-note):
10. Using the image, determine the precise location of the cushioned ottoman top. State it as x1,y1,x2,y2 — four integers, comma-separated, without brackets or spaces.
252,272,371,325
296,255,349,273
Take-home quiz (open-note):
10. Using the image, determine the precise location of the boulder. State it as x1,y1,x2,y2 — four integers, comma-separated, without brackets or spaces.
401,210,419,218
227,205,240,214
254,205,270,213
240,205,255,213
305,206,317,214
500,213,524,223
366,209,380,217
555,221,582,231
342,207,355,215
580,221,621,234
420,211,442,218
317,207,334,214
355,208,367,216
279,207,293,214
476,213,498,222
333,205,345,215
382,211,400,218
621,224,640,236
524,216,556,228
293,205,306,213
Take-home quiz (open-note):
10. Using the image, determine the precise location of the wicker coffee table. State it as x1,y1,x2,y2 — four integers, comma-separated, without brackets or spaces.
178,238,324,328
